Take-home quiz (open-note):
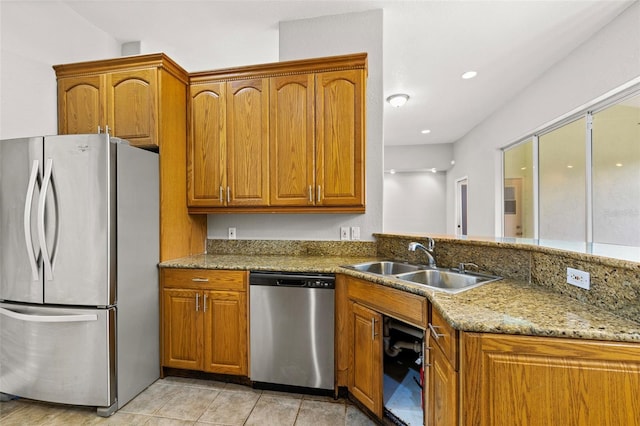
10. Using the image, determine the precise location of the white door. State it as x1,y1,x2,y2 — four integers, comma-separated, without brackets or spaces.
455,177,468,236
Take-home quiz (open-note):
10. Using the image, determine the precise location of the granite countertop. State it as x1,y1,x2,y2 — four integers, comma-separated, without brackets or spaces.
160,254,640,343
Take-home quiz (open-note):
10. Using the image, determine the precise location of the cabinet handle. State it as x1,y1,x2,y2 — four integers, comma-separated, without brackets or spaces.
97,126,102,134
191,278,209,282
308,185,313,203
428,323,445,340
203,294,207,312
227,186,231,203
195,293,200,312
105,125,110,135
317,185,321,203
219,186,223,203
371,318,377,340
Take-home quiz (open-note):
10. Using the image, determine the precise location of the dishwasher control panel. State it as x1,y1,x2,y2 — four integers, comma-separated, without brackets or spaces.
250,271,335,289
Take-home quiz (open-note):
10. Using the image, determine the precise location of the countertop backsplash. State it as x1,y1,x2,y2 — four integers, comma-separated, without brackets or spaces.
375,233,640,324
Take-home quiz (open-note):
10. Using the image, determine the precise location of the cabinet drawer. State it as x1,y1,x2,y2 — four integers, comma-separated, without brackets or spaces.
162,268,247,291
429,308,459,370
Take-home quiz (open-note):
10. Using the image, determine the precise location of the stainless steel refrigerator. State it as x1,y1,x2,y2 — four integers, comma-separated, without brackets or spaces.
0,134,159,416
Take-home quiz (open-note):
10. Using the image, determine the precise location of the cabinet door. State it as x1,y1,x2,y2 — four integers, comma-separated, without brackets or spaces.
188,82,227,207
202,290,248,375
106,68,158,148
462,333,640,426
162,289,202,370
226,78,269,206
269,74,315,206
57,75,105,135
427,343,458,426
349,302,383,417
315,70,365,207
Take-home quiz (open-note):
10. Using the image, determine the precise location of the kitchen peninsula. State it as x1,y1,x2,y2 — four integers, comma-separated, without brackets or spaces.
160,234,640,426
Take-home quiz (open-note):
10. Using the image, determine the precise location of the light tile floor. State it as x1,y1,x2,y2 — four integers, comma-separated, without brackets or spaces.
0,377,378,425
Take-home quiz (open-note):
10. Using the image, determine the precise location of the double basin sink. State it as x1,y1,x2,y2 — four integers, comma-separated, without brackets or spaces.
344,261,501,294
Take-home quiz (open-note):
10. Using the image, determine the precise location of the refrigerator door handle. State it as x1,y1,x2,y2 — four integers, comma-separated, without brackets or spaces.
24,160,41,281
37,158,55,280
0,307,98,323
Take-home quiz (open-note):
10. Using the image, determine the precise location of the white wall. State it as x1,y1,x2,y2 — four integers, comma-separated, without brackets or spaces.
207,10,384,241
446,2,640,237
383,172,446,234
384,143,453,172
0,2,119,139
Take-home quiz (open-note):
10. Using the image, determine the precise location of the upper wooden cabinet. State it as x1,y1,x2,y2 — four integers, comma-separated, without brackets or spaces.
55,57,168,149
315,69,365,207
187,53,367,213
54,54,207,262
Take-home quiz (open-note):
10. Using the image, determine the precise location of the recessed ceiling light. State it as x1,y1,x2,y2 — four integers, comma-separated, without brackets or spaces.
521,167,527,170
389,169,396,174
616,163,623,167
567,165,574,169
461,71,478,80
386,93,410,107
431,168,437,173
421,129,431,134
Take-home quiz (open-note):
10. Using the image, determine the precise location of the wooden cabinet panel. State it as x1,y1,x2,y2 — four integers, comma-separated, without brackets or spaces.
227,78,269,206
160,268,248,376
57,75,105,135
162,288,202,370
188,82,226,206
107,68,157,148
269,74,315,206
349,302,383,417
344,274,427,328
430,308,459,370
203,290,248,375
315,69,365,207
461,333,640,426
427,342,458,426
187,53,367,213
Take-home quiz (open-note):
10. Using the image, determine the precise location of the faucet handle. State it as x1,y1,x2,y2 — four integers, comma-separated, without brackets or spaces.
458,262,479,273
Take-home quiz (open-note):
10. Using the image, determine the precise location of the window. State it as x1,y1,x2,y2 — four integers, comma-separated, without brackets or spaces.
503,139,534,238
592,93,640,246
502,88,640,247
539,118,586,242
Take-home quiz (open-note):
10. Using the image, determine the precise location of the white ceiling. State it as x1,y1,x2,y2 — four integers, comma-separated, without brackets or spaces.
63,0,635,146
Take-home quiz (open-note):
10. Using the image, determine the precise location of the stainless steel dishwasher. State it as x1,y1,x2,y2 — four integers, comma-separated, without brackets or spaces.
249,271,335,391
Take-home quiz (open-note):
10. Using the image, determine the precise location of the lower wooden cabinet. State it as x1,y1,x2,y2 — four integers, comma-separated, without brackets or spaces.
348,301,383,417
426,308,459,426
461,332,640,426
161,268,248,376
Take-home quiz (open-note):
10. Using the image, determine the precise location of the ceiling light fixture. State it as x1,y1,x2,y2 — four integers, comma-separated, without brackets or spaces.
461,71,478,80
431,168,437,173
616,163,623,167
386,93,410,108
421,129,431,134
389,169,396,174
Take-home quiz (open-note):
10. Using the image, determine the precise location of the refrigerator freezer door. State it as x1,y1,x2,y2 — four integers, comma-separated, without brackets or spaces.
0,302,115,407
41,134,115,306
0,137,44,304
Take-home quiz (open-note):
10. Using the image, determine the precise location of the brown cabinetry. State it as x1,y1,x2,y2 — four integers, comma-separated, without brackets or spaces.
161,268,248,376
187,53,367,213
57,66,158,149
461,332,640,426
349,301,383,417
426,308,459,426
336,274,427,419
54,54,207,262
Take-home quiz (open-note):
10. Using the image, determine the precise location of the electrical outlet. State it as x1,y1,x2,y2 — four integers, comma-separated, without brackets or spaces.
340,227,350,241
228,227,237,240
567,267,590,290
351,226,360,241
